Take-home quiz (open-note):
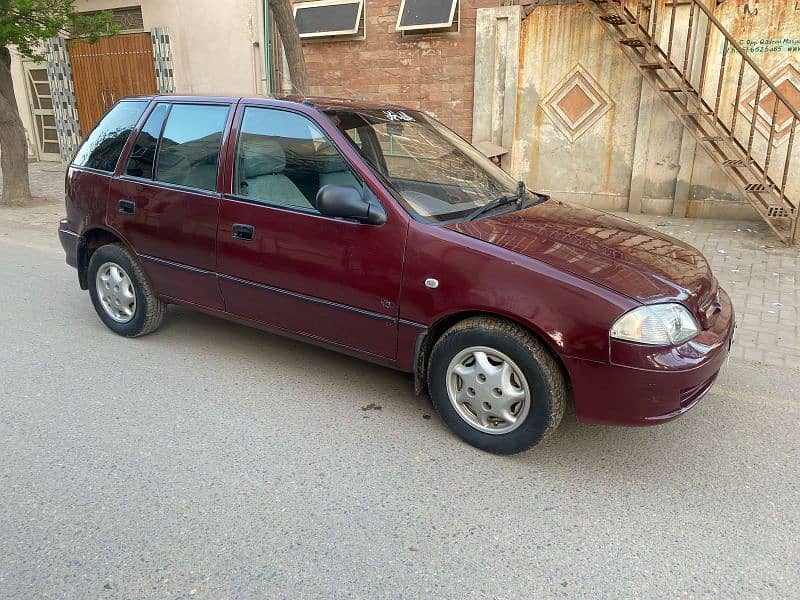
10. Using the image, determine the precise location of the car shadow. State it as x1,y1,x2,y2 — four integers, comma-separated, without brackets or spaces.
152,305,769,482
157,303,423,398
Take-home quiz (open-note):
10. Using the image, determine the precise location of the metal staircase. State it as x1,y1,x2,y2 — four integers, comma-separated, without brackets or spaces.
580,0,800,245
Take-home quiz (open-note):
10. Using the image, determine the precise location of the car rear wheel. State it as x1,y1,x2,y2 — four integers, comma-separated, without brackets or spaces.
88,243,166,337
428,317,566,454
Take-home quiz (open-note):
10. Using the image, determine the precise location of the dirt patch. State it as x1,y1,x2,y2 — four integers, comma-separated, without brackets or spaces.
0,196,59,209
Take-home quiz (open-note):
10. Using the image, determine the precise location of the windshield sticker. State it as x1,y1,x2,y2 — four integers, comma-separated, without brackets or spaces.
383,110,415,122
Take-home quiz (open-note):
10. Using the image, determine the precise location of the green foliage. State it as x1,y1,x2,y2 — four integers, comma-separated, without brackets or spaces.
0,0,118,60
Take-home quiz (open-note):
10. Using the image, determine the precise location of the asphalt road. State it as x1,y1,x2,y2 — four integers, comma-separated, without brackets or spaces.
1,220,798,599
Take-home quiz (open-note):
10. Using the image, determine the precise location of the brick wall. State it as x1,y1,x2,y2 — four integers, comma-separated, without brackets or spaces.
296,0,501,141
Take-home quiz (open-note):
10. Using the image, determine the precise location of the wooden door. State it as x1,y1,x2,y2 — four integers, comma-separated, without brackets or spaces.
68,33,157,135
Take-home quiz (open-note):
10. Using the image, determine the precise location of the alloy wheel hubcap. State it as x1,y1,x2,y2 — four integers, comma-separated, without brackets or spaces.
446,346,530,435
95,262,136,323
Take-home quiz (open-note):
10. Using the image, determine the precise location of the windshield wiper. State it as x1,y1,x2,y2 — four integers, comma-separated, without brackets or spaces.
466,195,517,222
467,181,527,221
521,190,550,209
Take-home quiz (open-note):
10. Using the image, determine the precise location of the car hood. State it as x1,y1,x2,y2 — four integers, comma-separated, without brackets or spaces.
445,200,717,311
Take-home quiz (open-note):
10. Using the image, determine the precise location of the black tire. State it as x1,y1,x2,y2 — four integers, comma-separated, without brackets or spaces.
428,317,566,454
87,243,166,337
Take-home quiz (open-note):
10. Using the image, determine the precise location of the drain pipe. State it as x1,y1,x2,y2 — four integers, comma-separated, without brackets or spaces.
263,0,272,95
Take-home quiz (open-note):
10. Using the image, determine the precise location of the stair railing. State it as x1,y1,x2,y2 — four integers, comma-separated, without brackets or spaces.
605,0,800,243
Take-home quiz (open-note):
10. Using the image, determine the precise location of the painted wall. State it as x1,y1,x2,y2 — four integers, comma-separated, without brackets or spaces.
9,0,267,160
494,0,800,219
511,4,643,211
70,0,266,95
699,0,800,214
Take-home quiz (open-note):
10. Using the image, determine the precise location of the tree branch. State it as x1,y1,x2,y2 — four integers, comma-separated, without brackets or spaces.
269,0,308,96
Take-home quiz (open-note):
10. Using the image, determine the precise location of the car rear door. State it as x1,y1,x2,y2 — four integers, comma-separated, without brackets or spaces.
215,103,407,359
108,99,235,310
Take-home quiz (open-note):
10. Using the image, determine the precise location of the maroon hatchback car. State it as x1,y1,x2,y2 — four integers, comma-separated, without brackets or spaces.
58,95,734,454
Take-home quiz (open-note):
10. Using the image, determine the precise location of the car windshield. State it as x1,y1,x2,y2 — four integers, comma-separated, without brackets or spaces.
324,108,538,222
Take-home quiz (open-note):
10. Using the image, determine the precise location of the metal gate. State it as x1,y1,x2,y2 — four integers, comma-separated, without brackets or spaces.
67,33,158,135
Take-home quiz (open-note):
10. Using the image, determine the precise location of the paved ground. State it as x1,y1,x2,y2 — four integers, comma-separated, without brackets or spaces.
1,165,799,597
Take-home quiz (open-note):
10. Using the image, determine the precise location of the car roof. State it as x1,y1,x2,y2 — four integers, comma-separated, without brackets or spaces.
123,94,417,113
279,96,418,112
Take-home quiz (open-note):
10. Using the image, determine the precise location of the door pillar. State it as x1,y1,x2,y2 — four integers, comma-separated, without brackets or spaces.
43,37,81,163
150,27,176,94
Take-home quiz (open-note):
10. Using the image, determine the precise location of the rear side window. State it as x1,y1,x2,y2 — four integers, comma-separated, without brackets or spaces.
125,103,170,179
155,104,229,192
72,100,147,172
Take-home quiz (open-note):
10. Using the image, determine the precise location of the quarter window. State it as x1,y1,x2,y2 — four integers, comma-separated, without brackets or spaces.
155,104,230,192
125,103,169,179
235,107,362,212
72,100,147,172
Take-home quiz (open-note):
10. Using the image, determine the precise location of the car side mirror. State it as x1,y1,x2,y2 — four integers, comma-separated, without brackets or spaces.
316,185,387,225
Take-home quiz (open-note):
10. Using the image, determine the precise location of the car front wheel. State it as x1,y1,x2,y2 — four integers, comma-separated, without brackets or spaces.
87,243,166,337
428,317,566,454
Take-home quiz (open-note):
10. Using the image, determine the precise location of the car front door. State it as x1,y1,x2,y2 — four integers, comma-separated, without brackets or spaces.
216,105,407,359
108,100,233,310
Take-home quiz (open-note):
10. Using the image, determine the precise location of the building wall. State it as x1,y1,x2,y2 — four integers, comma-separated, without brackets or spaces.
512,3,642,211
296,0,798,219
70,0,266,96
700,0,800,216
498,0,800,219
10,0,268,160
7,0,797,223
296,0,500,141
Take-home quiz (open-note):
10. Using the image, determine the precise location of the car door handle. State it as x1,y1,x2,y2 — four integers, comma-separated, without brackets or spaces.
232,224,254,241
118,199,135,214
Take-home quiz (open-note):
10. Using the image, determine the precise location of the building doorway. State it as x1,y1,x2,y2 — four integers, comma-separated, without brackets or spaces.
22,61,61,161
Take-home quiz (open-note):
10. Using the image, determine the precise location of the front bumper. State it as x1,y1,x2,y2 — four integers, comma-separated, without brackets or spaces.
58,219,80,269
564,289,735,426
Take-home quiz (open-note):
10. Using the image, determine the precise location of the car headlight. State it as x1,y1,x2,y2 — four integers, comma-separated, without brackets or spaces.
610,303,700,345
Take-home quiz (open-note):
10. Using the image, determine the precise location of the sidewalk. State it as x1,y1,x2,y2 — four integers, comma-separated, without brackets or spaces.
0,162,68,228
612,212,799,369
2,162,799,369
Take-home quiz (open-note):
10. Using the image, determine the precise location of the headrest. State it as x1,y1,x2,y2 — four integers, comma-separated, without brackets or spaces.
311,146,349,174
240,136,286,178
316,157,350,174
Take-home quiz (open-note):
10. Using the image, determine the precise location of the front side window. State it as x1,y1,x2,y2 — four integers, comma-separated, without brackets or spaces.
155,104,230,192
72,100,147,172
326,108,537,223
235,107,362,212
125,102,170,179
